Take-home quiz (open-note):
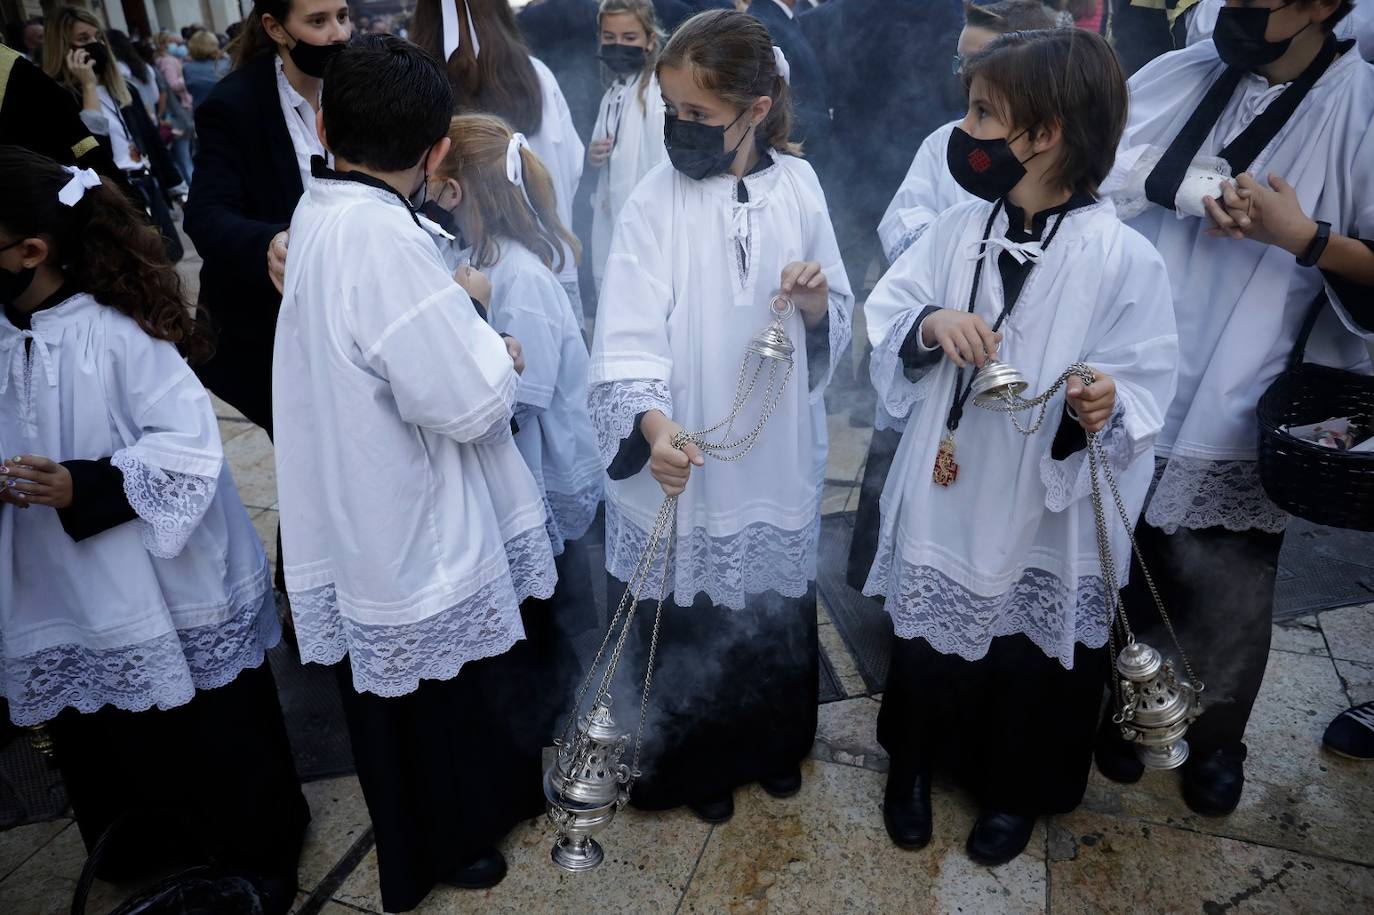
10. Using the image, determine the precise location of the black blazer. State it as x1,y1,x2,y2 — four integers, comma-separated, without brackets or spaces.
747,0,831,164
183,51,303,431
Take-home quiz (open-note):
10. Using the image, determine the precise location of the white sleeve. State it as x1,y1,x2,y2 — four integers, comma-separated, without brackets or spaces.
106,329,224,559
491,271,570,413
353,238,519,443
865,217,947,421
801,167,854,401
877,126,959,263
534,57,585,209
1322,121,1374,341
1186,0,1221,45
1040,239,1180,512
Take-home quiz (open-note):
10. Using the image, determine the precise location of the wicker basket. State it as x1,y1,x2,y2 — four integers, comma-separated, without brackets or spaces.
1256,294,1374,531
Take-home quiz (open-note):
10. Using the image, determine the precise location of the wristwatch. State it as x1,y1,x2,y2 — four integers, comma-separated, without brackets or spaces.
1297,220,1331,268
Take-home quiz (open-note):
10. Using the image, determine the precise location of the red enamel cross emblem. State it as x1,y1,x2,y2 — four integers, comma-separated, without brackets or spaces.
968,149,993,174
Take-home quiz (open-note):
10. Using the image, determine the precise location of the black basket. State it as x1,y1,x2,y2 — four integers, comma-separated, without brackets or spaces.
1257,293,1374,531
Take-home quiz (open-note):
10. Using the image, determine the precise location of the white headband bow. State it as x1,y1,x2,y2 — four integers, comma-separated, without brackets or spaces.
772,45,790,85
58,166,102,207
441,0,481,63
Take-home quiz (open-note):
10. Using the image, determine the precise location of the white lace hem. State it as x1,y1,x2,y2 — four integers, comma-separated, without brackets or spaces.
1143,455,1289,535
604,497,820,611
870,308,940,423
111,450,219,560
587,379,671,469
1,573,278,726
545,484,602,554
289,527,556,696
863,551,1110,670
1040,409,1132,513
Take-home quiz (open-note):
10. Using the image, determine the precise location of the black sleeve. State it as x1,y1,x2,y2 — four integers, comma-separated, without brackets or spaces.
897,305,943,380
1049,406,1088,461
56,458,138,542
607,412,652,481
1322,238,1374,333
805,312,831,391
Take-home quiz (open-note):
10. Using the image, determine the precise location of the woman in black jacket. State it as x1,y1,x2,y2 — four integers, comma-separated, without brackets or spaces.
184,0,351,435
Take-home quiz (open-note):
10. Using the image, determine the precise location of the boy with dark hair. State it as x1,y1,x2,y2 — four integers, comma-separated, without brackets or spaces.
272,33,558,910
862,27,1178,866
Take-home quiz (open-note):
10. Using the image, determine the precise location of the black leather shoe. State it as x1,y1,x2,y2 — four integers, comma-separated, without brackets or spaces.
689,793,735,824
759,764,803,799
444,848,508,890
882,765,933,850
1182,744,1247,817
966,811,1037,866
1094,720,1145,784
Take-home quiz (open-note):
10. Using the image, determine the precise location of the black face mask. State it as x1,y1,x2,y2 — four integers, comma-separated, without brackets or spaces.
286,29,346,79
0,242,37,307
946,126,1036,202
663,110,750,181
77,40,109,77
417,200,457,234
599,43,647,75
1213,2,1302,70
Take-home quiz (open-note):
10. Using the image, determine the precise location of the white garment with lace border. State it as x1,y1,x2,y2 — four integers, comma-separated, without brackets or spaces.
0,293,276,725
1144,454,1289,534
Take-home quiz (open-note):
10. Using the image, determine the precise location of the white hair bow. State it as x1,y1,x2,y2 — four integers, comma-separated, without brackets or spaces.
772,45,791,85
441,0,481,64
506,132,537,213
58,166,102,207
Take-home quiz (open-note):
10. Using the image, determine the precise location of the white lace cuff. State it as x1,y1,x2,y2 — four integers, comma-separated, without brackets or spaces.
2,574,277,726
885,222,930,265
288,527,556,696
111,450,219,560
869,308,941,422
808,292,854,403
1143,455,1289,534
863,551,1110,670
605,496,820,611
1040,408,1132,513
587,379,672,469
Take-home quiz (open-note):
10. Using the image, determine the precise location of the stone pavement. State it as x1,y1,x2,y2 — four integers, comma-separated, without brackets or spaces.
1,236,1372,914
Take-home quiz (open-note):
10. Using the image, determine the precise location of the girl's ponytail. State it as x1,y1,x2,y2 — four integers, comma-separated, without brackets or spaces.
0,146,210,363
516,143,582,272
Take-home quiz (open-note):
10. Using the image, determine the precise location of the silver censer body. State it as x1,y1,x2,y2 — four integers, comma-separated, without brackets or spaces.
544,297,800,869
971,359,1204,770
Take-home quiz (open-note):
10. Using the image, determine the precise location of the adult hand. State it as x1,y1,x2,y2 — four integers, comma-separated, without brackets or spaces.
588,138,613,167
1066,370,1116,433
641,410,703,498
67,48,97,88
268,231,289,294
779,261,827,327
0,456,74,509
919,308,1001,369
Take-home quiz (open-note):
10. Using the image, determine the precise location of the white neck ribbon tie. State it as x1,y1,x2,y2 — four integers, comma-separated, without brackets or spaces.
58,166,102,207
966,235,1045,266
1,329,59,440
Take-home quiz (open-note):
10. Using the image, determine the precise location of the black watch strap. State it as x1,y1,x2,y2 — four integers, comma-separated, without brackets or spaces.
1298,220,1331,268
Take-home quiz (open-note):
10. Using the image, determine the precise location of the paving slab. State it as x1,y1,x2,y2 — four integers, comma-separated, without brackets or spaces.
1270,615,1329,656
299,776,372,894
1047,809,1374,914
1319,603,1374,664
224,425,278,510
0,820,145,915
825,412,872,485
1334,659,1374,705
811,695,886,772
0,817,68,882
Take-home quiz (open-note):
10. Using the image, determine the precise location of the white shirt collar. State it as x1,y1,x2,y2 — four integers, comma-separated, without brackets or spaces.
274,55,328,188
770,0,796,20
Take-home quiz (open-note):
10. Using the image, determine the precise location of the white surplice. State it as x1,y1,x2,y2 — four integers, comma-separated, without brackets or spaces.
588,154,853,610
0,294,276,725
590,72,667,289
864,200,1178,668
528,56,587,310
1105,40,1374,535
877,120,972,265
273,174,556,698
442,236,603,555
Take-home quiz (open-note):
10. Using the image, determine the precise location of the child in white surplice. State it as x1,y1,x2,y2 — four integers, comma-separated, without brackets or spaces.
588,10,852,824
589,0,668,294
862,30,1178,865
271,37,556,909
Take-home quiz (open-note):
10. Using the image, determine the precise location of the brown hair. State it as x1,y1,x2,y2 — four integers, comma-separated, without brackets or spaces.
43,6,131,107
964,0,1061,33
0,146,209,363
962,28,1126,193
434,114,581,273
230,0,289,68
187,30,221,61
598,0,663,113
657,10,799,156
411,0,545,136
